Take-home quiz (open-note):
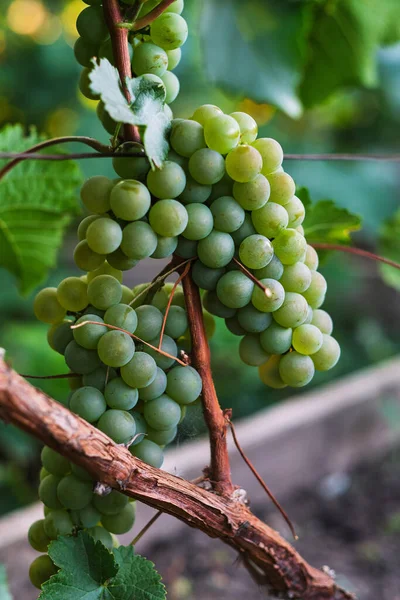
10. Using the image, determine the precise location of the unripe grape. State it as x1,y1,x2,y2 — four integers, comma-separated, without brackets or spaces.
183,203,213,240
272,292,308,328
178,175,212,205
311,334,340,371
64,340,102,375
86,218,123,255
251,279,285,313
151,235,178,259
267,171,295,205
106,249,137,273
39,475,63,509
139,367,167,401
121,352,158,388
170,119,206,157
203,291,236,318
237,304,271,333
167,47,182,70
192,261,225,291
44,510,74,539
81,176,113,214
197,230,235,268
285,195,305,228
216,271,254,309
231,214,256,246
79,67,99,100
97,409,137,443
82,365,116,391
260,322,292,354
160,71,180,103
251,202,289,239
121,221,158,260
29,555,57,590
204,114,240,154
150,13,188,50
76,6,109,45
175,237,197,258
143,394,181,430
252,138,283,175
149,199,188,237
272,229,307,265
87,274,122,310
146,334,178,370
78,215,102,241
230,112,258,144
57,475,93,510
239,234,274,270
280,262,312,293
86,261,123,283
147,161,186,199
279,352,315,387
41,447,70,477
104,303,138,333
258,355,287,389
112,142,150,180
189,148,225,184
302,271,327,308
239,334,270,366
135,305,163,341
34,288,66,324
191,104,223,126
131,440,164,468
98,330,135,368
132,42,168,76
166,365,202,405
105,377,139,410
97,101,119,136
28,520,51,552
110,179,151,221
254,256,284,281
93,490,128,515
225,145,262,183
311,309,333,335
74,240,105,271
210,196,245,233
74,37,98,68
165,0,184,14
304,245,319,270
233,174,270,211
292,324,323,355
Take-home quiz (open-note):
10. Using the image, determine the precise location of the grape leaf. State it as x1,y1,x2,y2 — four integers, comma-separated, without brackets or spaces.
89,59,138,125
378,209,400,290
298,187,362,244
0,564,12,600
110,547,166,600
0,125,82,295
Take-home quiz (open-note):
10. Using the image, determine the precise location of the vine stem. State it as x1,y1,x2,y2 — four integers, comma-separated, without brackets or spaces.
233,257,272,297
122,0,177,30
311,243,400,270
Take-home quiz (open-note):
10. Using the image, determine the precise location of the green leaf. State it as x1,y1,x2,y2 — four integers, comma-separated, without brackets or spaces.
0,564,12,600
110,548,166,600
199,0,309,117
0,125,82,295
89,59,138,125
378,209,400,290
299,187,362,243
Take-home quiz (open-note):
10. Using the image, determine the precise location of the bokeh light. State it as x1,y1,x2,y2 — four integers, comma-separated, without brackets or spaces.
7,0,47,36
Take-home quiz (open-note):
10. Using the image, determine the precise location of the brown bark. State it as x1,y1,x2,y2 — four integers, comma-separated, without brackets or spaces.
0,359,352,600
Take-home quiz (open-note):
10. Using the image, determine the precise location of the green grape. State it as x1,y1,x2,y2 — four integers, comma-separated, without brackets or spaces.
280,263,312,293
139,367,167,401
39,475,63,509
79,67,99,100
203,310,216,339
150,13,188,50
76,6,109,45
151,235,178,259
121,285,134,305
163,305,188,338
149,199,188,237
143,394,181,430
87,526,113,549
302,271,327,308
230,214,256,246
311,309,333,335
73,314,106,349
146,334,178,370
108,249,138,271
135,305,163,340
292,324,323,355
285,196,305,228
252,138,283,175
44,510,74,539
160,70,180,103
41,447,70,477
267,172,295,205
28,520,51,552
311,334,340,371
75,504,101,528
104,377,138,410
112,142,150,180
34,288,66,324
104,303,137,333
208,172,233,202
82,365,115,391
182,203,213,240
272,229,307,265
191,104,223,126
57,475,93,510
70,386,107,422
230,112,258,144
233,174,270,211
203,290,236,319
147,425,177,445
304,245,319,271
110,179,151,221
132,42,168,76
178,174,211,205
151,289,169,311
166,365,202,404
70,462,93,482
204,114,240,155
97,409,136,443
297,225,305,236
86,218,123,255
258,355,287,389
260,322,292,354
188,148,225,185
237,304,272,333
74,37,98,67
165,0,184,13
121,352,158,388
97,101,119,136
101,502,135,534
98,37,115,63
251,278,285,313
216,271,254,309
239,234,274,270
64,341,101,375
175,237,198,258
131,439,164,467
167,147,188,168
170,119,206,157
225,315,246,336
251,202,289,239
210,196,245,233
74,240,105,272
29,555,57,590
98,331,135,368
130,411,147,445
83,0,103,4
87,274,122,310
272,292,308,328
191,261,225,291
225,145,262,183
239,334,270,366
68,376,83,391
304,305,313,324
93,490,128,515
47,321,74,355
279,352,314,387
57,277,88,313
80,176,113,213
121,221,158,260
78,215,102,241
167,47,181,70
197,230,234,268
86,261,123,283
147,161,186,199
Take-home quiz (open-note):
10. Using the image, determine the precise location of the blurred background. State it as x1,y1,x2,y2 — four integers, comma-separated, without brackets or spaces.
0,1,400,598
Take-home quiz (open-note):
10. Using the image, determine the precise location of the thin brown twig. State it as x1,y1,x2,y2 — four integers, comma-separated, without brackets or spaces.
130,510,163,546
158,261,191,350
121,0,176,30
233,258,272,298
311,243,400,270
227,415,297,541
0,151,145,161
20,373,80,380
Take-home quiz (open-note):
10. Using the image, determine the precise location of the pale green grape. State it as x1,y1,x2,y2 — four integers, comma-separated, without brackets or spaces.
304,305,313,324
86,261,123,283
304,245,319,271
230,112,258,144
87,275,122,310
135,305,163,341
112,142,150,181
311,334,340,371
258,355,286,389
131,42,168,76
131,440,164,468
267,172,295,205
233,174,270,211
260,322,292,354
160,70,180,103
28,520,51,552
143,394,181,430
80,176,112,214
97,409,137,443
57,277,88,312
120,221,158,260
285,195,305,228
39,475,63,509
292,324,323,355
98,331,135,368
64,341,101,375
73,314,106,349
280,263,311,293
104,377,138,410
279,352,315,387
191,261,224,291
147,425,177,445
151,289,169,311
110,179,151,221
170,119,206,157
252,138,283,175
272,292,308,328
251,278,285,313
47,321,74,355
151,235,178,259
188,148,225,185
147,161,186,199
97,101,119,136
29,555,57,590
210,196,245,233
208,172,233,202
166,47,181,69
87,526,113,549
239,234,274,270
98,38,115,64
225,315,246,336
104,303,138,333
86,218,122,255
175,237,198,258
74,240,105,271
121,352,158,388
163,305,188,338
76,6,109,45
70,386,107,422
251,202,289,239
204,114,240,154
166,365,202,405
74,36,98,67
302,271,327,308
216,271,254,309
203,291,236,318
272,229,307,265
139,367,167,401
311,309,333,335
165,0,184,14
82,365,116,391
101,501,135,534
237,304,271,333
57,475,92,510
150,13,188,50
178,175,211,205
34,288,66,325
183,203,213,240
197,230,234,268
43,510,74,539
225,145,262,183
41,447,70,477
74,504,101,528
149,199,188,237
191,104,223,126
146,334,178,370
78,215,101,241
121,285,134,304
79,67,99,100
239,334,270,366
230,214,256,246
129,412,147,446
93,490,128,515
